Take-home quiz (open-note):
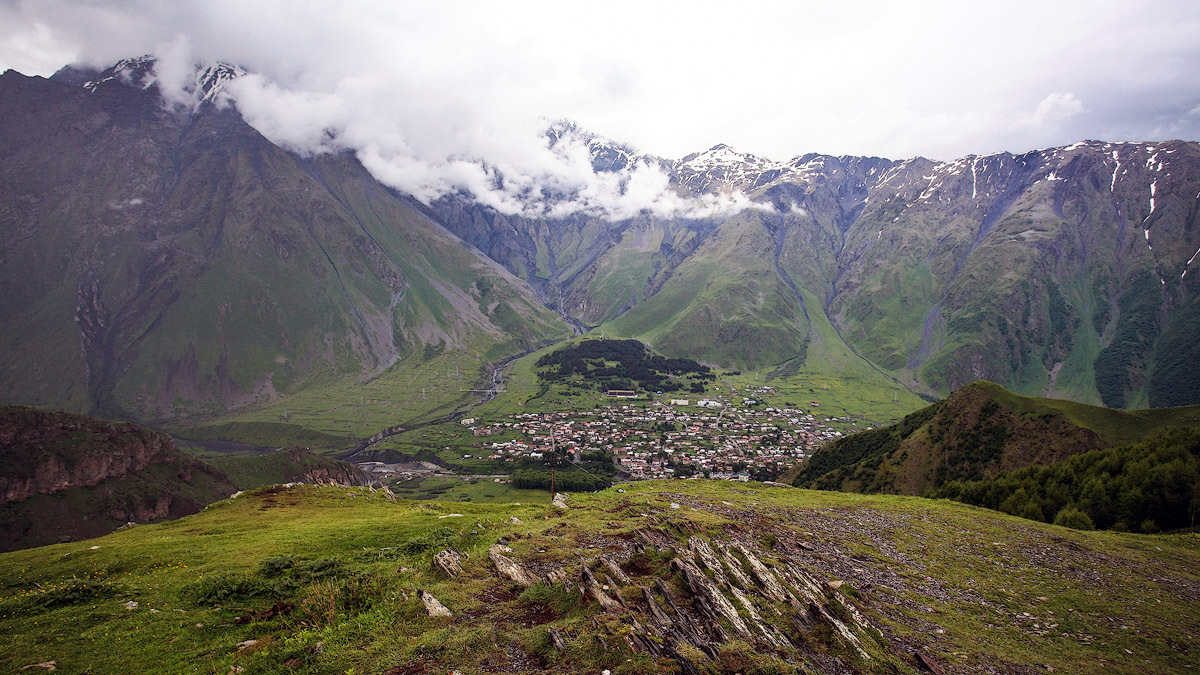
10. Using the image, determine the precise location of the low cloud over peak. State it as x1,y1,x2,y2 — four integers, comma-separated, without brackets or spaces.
3,1,1198,214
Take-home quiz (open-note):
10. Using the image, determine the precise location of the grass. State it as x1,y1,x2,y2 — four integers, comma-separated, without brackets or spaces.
176,348,531,451
1,481,1197,673
387,476,551,504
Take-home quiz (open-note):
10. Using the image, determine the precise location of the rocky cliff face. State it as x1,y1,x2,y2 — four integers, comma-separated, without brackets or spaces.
281,447,378,488
0,405,238,551
0,407,377,551
0,406,196,504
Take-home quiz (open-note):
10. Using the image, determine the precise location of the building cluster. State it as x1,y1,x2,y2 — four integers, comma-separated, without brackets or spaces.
466,395,850,481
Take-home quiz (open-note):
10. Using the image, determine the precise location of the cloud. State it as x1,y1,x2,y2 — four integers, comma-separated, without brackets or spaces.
1,0,1198,211
1027,93,1086,127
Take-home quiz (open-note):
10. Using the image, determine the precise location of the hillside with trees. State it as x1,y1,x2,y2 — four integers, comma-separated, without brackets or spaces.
932,427,1200,533
793,381,1200,496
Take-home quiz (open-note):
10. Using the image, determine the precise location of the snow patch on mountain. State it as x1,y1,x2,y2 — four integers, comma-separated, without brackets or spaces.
78,56,246,113
82,56,156,92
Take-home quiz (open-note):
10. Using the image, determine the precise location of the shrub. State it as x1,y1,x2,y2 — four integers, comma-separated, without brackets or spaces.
186,573,270,605
0,580,119,616
517,582,582,617
298,574,385,627
1053,507,1095,530
257,555,301,578
294,557,346,581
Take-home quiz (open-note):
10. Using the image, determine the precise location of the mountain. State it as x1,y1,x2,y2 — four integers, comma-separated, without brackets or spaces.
0,405,378,551
2,56,1198,430
0,61,566,425
2,480,1197,673
437,134,1200,408
791,380,1200,496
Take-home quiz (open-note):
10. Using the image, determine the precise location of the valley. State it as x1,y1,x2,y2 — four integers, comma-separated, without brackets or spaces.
1,51,1199,675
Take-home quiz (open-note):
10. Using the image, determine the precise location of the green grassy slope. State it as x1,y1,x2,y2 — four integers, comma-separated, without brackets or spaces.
0,481,1196,674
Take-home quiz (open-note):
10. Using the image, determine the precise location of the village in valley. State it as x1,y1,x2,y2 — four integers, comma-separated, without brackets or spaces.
462,390,850,482
357,340,870,490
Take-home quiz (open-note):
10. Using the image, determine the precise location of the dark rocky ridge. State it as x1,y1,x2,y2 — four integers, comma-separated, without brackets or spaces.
0,405,378,551
0,406,183,504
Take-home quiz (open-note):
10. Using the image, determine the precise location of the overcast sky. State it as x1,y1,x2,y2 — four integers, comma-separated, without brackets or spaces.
2,0,1198,217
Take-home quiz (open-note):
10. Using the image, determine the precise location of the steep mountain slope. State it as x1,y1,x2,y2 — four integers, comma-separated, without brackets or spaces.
2,57,1196,420
792,381,1200,496
2,481,1198,673
0,63,565,424
437,134,1200,407
0,405,377,551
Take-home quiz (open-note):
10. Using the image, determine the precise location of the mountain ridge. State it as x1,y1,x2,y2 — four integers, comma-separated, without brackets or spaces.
0,65,567,425
791,380,1200,496
1,57,1197,434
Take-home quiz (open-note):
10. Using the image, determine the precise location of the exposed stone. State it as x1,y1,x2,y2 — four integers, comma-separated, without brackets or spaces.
715,542,754,590
433,548,467,577
489,544,541,587
670,557,751,638
728,541,791,604
545,566,571,588
582,563,624,613
600,554,631,586
916,650,947,674
418,589,453,617
687,537,731,586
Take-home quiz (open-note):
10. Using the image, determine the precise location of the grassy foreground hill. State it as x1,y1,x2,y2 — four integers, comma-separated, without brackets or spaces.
793,381,1200,496
1,480,1197,674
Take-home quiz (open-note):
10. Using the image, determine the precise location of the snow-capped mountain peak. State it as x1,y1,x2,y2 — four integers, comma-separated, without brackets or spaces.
73,56,245,112
81,55,156,92
196,62,247,106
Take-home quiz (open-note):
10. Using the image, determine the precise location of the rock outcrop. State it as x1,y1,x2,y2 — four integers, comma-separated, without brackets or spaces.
483,529,893,674
0,406,181,504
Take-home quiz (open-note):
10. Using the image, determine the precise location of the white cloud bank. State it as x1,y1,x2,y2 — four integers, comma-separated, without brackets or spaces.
1,0,1199,217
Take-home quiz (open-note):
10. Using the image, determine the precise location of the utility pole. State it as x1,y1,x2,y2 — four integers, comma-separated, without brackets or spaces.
549,427,557,498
